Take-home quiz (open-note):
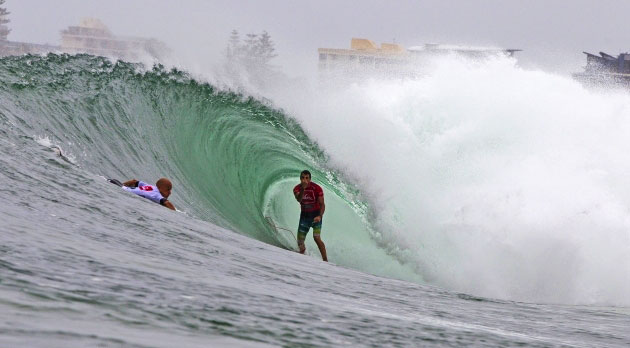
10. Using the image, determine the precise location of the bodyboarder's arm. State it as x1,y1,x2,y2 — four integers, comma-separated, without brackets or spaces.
122,179,139,188
162,200,176,211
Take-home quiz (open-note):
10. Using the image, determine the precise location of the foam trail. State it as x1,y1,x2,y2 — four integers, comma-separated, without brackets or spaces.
272,54,630,305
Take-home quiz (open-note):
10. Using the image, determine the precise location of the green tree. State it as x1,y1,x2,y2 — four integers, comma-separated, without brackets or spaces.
0,0,10,41
224,29,278,85
255,31,277,66
226,29,240,60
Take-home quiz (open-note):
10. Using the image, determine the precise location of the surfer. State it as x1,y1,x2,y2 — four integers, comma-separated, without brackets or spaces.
108,178,176,211
293,170,328,261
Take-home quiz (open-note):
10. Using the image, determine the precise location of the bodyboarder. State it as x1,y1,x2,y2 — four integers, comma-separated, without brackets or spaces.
108,178,176,211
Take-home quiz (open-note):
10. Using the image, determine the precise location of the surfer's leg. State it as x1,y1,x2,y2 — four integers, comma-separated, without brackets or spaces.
312,221,327,262
297,234,306,254
297,217,311,254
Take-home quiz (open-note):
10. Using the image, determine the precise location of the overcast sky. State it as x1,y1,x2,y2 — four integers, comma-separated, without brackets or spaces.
5,0,630,76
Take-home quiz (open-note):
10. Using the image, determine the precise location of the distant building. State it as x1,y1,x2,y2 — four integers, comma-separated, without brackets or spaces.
318,38,408,75
318,38,520,77
407,43,520,59
0,17,169,61
573,51,630,87
60,18,169,61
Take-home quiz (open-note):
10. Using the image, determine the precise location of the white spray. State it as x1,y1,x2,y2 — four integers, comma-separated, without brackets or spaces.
270,54,630,305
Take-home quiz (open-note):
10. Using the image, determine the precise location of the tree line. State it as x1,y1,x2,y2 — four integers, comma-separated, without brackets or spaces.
224,29,279,87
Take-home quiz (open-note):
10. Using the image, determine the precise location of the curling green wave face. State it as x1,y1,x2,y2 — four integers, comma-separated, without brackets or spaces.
0,54,422,282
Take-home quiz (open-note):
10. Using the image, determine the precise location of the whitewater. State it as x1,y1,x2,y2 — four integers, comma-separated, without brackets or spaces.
0,53,629,347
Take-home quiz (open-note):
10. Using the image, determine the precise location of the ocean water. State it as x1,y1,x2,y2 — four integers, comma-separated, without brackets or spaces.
0,54,629,347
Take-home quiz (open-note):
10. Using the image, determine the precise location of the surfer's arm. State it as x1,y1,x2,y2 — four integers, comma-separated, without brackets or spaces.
294,186,305,203
314,196,325,222
122,179,139,188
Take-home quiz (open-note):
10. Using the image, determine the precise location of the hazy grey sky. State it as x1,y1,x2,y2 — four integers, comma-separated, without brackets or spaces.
6,0,630,76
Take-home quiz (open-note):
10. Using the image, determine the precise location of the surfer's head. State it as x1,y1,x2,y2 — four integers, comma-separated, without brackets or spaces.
156,178,173,199
300,170,311,184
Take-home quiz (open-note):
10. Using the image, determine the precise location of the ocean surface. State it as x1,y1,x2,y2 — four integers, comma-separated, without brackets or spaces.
1,54,629,347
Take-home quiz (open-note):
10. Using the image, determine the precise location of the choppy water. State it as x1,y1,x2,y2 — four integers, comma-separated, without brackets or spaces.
1,54,629,347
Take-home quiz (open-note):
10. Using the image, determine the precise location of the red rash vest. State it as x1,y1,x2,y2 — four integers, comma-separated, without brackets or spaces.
293,182,324,212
